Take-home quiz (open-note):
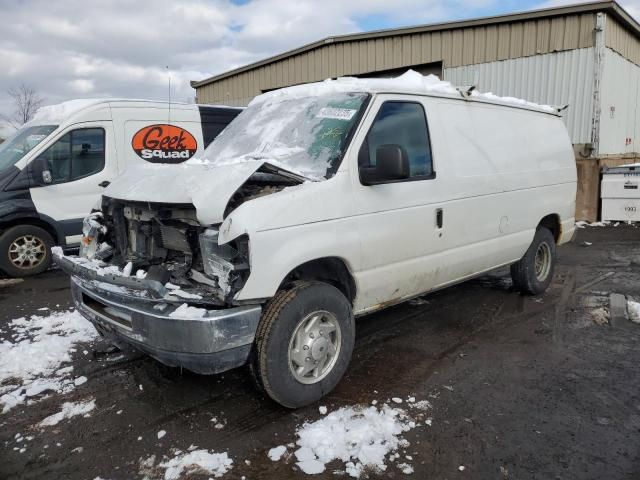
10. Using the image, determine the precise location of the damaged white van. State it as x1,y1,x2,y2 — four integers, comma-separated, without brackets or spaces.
55,71,577,408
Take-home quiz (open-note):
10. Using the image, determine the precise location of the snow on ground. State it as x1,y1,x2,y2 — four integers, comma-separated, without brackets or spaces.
279,403,419,477
576,221,611,228
268,445,287,461
140,449,233,480
628,299,640,324
0,310,98,413
40,399,96,426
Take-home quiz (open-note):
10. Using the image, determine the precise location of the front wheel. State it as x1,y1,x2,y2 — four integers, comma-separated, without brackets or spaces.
252,281,355,408
0,225,54,277
510,227,556,295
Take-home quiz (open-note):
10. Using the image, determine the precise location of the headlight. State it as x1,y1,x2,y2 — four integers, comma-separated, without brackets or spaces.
80,211,107,259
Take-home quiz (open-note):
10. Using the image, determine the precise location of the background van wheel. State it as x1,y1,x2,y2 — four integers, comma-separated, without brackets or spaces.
0,225,54,277
510,227,556,295
252,281,355,408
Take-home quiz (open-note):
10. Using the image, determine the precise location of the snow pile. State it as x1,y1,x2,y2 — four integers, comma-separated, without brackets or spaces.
0,310,98,413
52,247,133,278
165,283,203,300
576,221,611,228
169,303,208,319
40,399,96,426
288,404,417,477
628,300,640,324
251,69,556,114
268,445,287,461
157,450,233,479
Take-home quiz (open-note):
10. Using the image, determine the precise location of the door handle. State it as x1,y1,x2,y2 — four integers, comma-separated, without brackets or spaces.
436,208,443,229
98,180,110,188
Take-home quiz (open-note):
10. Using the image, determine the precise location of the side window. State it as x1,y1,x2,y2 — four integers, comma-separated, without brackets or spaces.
360,102,433,179
37,128,105,184
70,129,105,179
40,133,71,183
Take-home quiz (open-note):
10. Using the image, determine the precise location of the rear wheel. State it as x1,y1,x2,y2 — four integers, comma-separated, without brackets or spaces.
0,225,54,277
252,281,355,408
510,227,556,295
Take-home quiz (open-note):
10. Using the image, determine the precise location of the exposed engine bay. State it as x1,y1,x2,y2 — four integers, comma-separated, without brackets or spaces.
83,167,302,305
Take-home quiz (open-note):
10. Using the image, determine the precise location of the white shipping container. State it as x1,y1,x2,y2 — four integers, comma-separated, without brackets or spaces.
601,164,640,221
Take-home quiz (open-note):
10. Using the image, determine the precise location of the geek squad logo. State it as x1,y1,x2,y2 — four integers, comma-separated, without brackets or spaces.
132,124,198,163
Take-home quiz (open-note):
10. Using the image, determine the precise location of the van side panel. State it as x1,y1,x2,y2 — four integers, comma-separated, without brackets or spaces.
198,106,241,148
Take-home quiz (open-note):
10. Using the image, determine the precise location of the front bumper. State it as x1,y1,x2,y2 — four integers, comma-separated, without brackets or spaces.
59,257,262,375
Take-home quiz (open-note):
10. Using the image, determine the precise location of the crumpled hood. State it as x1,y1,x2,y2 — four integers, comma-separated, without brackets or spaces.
104,161,265,225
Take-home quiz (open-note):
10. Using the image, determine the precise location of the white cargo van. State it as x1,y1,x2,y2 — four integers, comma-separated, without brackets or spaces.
56,72,577,407
0,100,241,276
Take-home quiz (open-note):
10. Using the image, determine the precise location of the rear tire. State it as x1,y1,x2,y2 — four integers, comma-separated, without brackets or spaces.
0,225,54,277
510,227,556,295
252,281,355,408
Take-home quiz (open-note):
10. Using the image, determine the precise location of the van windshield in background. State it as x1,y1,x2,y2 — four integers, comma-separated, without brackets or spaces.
0,125,58,171
199,92,369,180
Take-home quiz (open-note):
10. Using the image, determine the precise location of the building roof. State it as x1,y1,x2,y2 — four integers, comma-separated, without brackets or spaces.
191,1,640,88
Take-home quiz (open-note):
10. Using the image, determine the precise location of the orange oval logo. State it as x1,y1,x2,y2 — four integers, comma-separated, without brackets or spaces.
132,124,198,163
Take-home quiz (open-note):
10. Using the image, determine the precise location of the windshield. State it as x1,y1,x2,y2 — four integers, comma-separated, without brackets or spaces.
0,125,58,171
198,92,369,180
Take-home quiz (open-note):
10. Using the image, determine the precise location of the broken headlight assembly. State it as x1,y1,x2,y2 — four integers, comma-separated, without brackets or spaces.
198,229,249,297
80,211,113,261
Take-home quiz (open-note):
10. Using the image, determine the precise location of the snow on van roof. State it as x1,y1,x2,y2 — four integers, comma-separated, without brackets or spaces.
28,99,109,125
27,99,242,126
251,70,557,114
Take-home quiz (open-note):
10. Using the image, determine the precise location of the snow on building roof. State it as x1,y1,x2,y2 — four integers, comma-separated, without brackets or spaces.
251,70,558,115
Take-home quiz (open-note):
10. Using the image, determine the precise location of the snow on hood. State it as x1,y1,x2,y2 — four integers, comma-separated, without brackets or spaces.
252,69,557,114
104,161,268,225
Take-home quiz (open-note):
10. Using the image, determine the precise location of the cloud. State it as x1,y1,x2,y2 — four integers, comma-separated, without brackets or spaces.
0,0,638,131
536,0,640,20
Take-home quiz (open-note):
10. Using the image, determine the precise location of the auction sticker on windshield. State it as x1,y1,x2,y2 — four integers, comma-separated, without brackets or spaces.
132,124,198,163
316,107,357,121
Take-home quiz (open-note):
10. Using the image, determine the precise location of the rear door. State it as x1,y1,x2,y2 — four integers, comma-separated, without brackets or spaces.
29,122,116,244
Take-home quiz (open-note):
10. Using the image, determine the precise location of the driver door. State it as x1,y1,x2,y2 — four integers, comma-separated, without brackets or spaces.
29,122,116,244
350,96,442,312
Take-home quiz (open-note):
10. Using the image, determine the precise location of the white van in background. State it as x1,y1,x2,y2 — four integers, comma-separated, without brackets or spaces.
0,100,241,276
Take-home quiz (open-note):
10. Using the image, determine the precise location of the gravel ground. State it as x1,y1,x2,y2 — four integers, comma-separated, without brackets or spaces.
1,225,639,480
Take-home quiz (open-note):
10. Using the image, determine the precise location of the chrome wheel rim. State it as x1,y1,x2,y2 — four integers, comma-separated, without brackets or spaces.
534,242,552,281
8,235,47,269
288,310,342,385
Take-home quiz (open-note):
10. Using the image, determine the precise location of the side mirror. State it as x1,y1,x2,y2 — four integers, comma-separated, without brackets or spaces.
42,170,52,184
359,144,410,185
29,156,53,186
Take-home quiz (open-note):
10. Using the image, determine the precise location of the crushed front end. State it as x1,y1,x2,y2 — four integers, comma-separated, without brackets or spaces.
54,196,261,374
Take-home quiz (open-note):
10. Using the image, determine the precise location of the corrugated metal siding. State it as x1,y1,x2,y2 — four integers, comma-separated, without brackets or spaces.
444,47,595,144
598,48,640,155
196,13,596,106
606,16,640,66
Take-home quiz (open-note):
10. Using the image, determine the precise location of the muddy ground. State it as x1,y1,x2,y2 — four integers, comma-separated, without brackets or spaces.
1,226,640,480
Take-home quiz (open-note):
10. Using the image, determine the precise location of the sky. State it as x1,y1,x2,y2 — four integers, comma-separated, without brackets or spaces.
1,0,639,137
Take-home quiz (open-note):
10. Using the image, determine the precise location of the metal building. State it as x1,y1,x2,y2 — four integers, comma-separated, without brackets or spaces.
191,1,640,220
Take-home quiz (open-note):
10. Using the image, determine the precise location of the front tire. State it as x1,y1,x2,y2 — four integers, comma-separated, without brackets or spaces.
252,281,355,408
510,227,556,295
0,225,54,277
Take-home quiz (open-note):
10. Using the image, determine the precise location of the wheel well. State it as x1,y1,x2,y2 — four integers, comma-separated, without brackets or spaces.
0,218,60,244
538,214,561,243
280,257,357,305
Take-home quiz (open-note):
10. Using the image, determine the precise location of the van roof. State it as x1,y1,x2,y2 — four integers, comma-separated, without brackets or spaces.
252,70,561,116
27,98,242,126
